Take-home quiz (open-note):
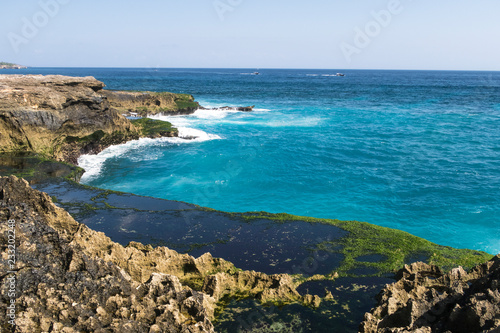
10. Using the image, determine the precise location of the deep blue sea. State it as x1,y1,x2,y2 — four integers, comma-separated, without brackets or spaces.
8,68,500,254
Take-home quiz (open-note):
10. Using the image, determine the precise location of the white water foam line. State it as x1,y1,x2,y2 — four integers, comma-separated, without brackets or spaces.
78,127,221,182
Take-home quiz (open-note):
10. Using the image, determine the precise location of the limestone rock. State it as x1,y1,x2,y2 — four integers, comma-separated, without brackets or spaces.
0,175,323,331
0,75,139,163
101,90,200,116
359,257,500,333
0,175,214,332
0,75,182,164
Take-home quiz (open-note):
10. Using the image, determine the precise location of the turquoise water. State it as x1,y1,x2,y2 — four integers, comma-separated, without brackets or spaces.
12,68,500,254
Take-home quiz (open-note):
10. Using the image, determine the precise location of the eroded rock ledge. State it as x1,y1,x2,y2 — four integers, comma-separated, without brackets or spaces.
0,75,179,165
359,258,500,333
0,176,325,331
0,75,254,166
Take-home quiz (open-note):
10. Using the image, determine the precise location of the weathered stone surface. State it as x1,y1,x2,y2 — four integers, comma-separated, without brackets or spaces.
0,176,324,331
0,75,139,163
0,75,181,165
359,258,500,333
203,271,302,303
101,90,200,116
0,175,214,332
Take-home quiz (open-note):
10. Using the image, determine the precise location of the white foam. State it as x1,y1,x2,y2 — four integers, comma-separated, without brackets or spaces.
177,126,222,140
192,108,240,119
79,128,221,182
260,117,324,127
151,107,248,125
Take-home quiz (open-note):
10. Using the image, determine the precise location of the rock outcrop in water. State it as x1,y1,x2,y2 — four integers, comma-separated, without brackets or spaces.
102,89,255,117
0,176,324,331
359,258,500,333
101,90,200,116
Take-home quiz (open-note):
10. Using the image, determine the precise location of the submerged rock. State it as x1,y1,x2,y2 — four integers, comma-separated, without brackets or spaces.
359,258,500,333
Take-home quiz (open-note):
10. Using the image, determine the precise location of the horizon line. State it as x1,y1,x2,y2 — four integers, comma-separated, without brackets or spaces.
4,66,500,73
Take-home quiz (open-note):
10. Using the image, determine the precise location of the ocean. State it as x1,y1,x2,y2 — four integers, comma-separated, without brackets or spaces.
8,67,500,254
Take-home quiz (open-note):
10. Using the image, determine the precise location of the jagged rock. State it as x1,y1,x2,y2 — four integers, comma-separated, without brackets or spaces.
359,257,500,333
0,176,325,331
202,270,323,308
0,176,214,332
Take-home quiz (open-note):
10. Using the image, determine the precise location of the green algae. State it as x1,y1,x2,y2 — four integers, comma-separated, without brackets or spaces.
174,94,199,110
131,118,178,136
0,153,84,182
231,212,492,276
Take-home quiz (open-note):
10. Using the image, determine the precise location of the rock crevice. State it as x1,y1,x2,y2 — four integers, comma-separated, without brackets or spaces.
360,259,500,333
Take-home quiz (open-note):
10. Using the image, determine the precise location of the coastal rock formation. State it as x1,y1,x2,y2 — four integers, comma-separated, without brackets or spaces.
0,175,214,332
359,258,500,333
101,90,200,116
0,75,255,165
0,176,325,331
203,271,302,304
102,90,255,117
0,75,177,164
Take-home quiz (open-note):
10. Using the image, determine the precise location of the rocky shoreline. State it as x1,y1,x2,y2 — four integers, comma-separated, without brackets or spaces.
1,74,498,332
0,75,254,165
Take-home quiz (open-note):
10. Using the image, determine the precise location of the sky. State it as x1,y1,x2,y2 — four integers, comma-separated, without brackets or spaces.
1,0,499,70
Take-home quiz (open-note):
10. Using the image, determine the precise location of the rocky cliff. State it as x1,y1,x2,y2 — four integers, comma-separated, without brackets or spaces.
0,75,177,164
0,176,325,332
359,258,500,333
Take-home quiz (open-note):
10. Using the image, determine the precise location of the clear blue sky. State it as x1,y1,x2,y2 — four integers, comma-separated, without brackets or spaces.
1,0,499,70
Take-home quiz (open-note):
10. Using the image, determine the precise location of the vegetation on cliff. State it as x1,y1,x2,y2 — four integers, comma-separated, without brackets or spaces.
131,118,179,137
101,90,200,116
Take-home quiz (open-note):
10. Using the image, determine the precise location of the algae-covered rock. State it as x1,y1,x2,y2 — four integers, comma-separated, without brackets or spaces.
101,90,200,116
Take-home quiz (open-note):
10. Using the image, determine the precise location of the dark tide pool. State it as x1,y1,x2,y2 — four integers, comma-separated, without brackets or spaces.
34,178,347,276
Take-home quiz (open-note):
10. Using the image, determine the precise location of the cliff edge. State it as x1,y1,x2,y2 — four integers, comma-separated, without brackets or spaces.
0,75,177,164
